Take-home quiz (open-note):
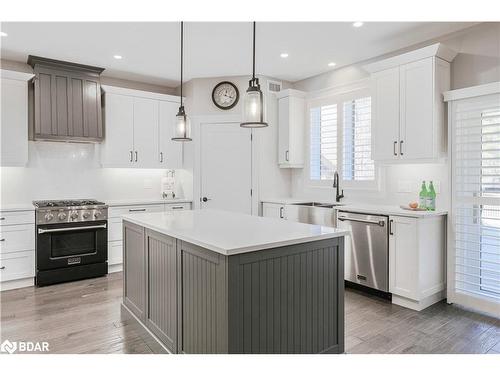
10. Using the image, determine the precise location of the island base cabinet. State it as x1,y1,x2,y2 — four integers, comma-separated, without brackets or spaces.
122,220,345,354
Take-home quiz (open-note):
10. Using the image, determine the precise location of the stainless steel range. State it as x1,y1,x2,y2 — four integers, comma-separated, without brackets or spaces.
33,199,108,286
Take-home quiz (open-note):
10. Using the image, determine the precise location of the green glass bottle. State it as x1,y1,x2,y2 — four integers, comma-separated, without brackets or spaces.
419,181,428,209
427,181,436,211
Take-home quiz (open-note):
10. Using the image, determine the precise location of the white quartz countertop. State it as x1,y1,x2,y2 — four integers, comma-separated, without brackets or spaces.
0,203,35,212
122,209,349,256
261,198,447,218
102,198,192,207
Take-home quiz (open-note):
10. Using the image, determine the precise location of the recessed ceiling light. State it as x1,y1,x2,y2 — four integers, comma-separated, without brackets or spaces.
328,62,336,67
352,22,364,28
280,53,289,58
113,55,123,60
0,31,8,37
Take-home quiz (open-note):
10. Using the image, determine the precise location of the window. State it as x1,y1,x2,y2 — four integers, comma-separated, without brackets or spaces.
451,92,500,311
310,93,375,187
343,97,374,181
310,105,337,180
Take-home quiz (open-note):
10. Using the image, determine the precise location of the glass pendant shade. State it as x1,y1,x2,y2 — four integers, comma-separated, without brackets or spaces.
241,78,268,128
172,106,191,141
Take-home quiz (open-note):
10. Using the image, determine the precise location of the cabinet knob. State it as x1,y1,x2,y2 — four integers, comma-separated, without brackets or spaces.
0,238,5,242
0,266,5,270
202,197,211,202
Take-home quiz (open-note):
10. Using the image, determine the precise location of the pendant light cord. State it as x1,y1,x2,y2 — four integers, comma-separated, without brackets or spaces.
180,21,184,107
252,21,256,80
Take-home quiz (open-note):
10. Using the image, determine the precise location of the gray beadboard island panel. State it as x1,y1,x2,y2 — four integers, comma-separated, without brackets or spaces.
121,220,345,354
227,237,344,354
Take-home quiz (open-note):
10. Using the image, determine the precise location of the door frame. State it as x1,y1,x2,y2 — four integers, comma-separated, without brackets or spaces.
191,114,260,215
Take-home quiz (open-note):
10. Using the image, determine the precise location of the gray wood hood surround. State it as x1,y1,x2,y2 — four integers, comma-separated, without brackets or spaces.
27,55,105,143
122,220,345,354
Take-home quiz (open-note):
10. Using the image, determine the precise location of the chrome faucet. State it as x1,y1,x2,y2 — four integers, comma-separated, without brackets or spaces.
333,171,344,202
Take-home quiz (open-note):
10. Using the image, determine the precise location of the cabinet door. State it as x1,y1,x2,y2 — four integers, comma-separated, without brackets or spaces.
371,67,400,161
101,94,134,167
133,97,158,168
1,78,29,166
158,100,183,168
145,230,178,353
262,203,284,219
389,216,418,299
400,58,434,160
123,221,146,320
82,78,103,139
278,97,290,165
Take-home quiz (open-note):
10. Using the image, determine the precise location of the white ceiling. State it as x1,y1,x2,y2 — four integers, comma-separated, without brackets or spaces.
0,22,475,86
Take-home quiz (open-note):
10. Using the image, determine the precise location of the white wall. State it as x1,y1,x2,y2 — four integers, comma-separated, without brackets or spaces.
179,75,293,203
290,22,500,209
0,141,191,204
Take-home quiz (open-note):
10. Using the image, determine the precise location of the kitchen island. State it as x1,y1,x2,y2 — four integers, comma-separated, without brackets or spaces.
121,209,348,354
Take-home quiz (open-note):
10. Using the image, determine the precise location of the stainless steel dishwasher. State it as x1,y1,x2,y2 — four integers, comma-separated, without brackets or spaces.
337,211,389,292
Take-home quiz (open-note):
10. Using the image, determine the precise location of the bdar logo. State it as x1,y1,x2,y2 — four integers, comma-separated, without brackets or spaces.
0,339,17,354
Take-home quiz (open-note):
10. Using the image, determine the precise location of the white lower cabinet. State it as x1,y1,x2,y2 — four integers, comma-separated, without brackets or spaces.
107,202,192,272
389,215,446,311
0,210,35,291
262,202,285,219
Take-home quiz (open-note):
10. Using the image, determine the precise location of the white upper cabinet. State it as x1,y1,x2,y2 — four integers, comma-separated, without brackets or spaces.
277,89,306,168
100,86,182,169
0,70,34,167
365,43,455,163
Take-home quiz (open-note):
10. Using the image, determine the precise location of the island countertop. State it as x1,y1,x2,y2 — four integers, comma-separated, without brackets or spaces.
122,209,348,256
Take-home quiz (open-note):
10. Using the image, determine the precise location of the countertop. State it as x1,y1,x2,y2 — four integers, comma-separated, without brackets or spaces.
105,198,192,207
261,198,447,218
122,209,349,256
0,203,35,212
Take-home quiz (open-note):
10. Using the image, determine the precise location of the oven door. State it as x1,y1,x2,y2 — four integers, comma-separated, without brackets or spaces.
36,221,108,270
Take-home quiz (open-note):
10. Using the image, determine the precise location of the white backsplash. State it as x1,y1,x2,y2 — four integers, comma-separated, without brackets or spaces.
0,141,192,205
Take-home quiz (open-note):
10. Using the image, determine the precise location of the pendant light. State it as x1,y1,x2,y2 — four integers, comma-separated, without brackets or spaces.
172,21,192,141
240,22,268,128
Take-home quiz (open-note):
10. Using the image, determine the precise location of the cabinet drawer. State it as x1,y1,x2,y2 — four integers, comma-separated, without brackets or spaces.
0,224,35,254
109,204,164,218
109,217,123,242
165,203,190,211
0,250,35,282
0,210,35,226
108,241,123,265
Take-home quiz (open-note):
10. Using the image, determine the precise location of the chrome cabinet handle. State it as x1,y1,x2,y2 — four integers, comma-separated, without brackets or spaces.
160,152,164,163
279,206,284,219
285,150,289,161
38,224,107,234
400,140,404,156
393,141,398,156
134,151,138,162
0,266,5,270
171,206,184,210
338,217,385,226
129,208,146,212
0,217,5,221
129,151,133,162
389,219,394,235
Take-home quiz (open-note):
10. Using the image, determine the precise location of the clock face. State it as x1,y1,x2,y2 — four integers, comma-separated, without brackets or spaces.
212,81,239,110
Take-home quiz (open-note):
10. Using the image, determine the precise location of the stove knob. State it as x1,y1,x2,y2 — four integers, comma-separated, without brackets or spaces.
82,212,90,219
58,212,67,221
70,211,79,220
44,213,54,221
94,211,101,219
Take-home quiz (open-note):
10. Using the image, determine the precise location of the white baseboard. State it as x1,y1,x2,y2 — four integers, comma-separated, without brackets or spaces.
0,277,34,291
392,291,445,311
108,263,123,273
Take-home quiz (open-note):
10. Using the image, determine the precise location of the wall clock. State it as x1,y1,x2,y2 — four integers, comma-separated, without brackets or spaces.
212,81,239,110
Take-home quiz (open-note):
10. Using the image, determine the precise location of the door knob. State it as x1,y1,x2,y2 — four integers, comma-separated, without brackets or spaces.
202,197,211,202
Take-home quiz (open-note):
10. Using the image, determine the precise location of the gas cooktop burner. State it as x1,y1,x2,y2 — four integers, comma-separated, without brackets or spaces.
33,199,105,208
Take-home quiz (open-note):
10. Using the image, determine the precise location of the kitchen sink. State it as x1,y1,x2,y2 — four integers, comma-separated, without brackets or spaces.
286,202,344,227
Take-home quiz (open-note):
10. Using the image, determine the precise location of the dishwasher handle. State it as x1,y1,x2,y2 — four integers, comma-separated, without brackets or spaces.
338,217,385,227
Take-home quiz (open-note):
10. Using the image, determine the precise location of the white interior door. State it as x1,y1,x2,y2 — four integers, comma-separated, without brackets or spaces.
200,122,252,214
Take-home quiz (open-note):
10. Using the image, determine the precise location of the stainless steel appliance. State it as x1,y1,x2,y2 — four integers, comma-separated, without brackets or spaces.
33,199,108,286
285,202,343,227
337,211,389,292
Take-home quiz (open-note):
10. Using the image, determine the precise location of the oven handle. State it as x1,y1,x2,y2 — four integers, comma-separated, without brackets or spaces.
38,223,107,234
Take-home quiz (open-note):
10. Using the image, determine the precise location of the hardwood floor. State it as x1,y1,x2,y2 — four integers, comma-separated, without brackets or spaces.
1,272,499,354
